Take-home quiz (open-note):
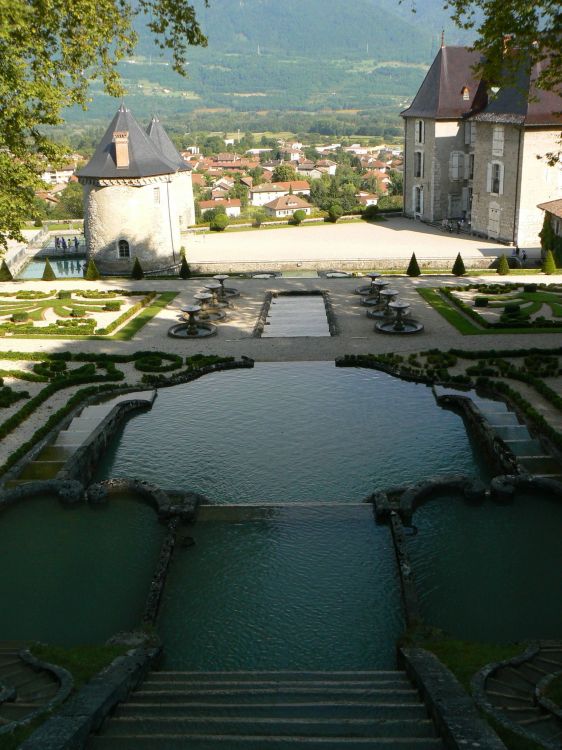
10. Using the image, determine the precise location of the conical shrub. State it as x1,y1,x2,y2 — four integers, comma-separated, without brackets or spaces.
42,257,56,281
0,260,13,281
543,249,556,275
131,257,144,280
179,255,191,279
452,252,466,276
497,254,510,275
406,252,421,277
83,258,100,280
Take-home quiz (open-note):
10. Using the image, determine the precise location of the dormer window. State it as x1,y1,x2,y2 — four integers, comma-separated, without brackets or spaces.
461,86,470,101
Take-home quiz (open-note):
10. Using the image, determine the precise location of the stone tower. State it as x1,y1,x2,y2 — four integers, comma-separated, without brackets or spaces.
78,105,194,273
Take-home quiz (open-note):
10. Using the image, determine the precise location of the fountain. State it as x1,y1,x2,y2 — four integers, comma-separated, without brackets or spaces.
367,288,399,319
375,300,424,334
193,292,226,323
168,304,217,338
361,278,389,308
355,272,381,296
213,274,240,300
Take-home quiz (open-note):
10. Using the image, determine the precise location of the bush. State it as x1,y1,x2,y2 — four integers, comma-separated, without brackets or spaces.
179,255,191,279
131,257,144,280
33,218,43,227
42,258,56,281
543,249,556,275
523,283,537,293
406,253,421,277
451,253,466,276
327,204,343,223
84,258,101,280
11,312,29,323
103,301,121,311
504,302,521,314
134,353,183,373
252,216,263,228
362,204,379,221
292,209,306,225
58,290,72,299
210,213,229,232
497,254,510,275
474,297,488,307
0,260,13,281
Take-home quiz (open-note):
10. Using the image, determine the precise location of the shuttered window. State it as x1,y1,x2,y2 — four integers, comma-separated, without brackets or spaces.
450,151,464,181
414,151,424,178
492,126,504,157
487,162,504,195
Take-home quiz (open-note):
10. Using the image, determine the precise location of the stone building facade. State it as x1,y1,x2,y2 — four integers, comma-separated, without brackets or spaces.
402,47,562,247
78,106,195,273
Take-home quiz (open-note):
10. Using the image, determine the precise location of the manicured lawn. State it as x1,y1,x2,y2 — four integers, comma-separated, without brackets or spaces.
112,291,177,340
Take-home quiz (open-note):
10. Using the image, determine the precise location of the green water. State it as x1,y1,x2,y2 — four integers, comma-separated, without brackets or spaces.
160,505,403,669
0,496,163,645
17,256,87,279
407,493,562,642
98,362,485,502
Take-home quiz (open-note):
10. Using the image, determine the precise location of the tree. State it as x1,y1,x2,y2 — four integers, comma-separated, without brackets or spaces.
362,204,379,221
52,183,84,220
327,204,343,223
388,170,403,196
272,164,298,183
84,258,101,280
452,253,466,276
497,254,510,275
543,249,556,275
210,213,229,232
202,206,226,223
179,255,191,279
0,259,13,281
292,210,306,225
42,258,56,281
131,257,145,280
406,253,421,277
0,0,208,251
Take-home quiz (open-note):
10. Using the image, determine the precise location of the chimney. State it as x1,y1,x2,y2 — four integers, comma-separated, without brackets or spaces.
113,131,130,169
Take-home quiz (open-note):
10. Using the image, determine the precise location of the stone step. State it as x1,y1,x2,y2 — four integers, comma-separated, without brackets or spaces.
149,671,408,682
88,734,445,749
480,412,521,426
486,678,532,698
140,679,413,691
102,717,437,739
53,430,90,446
17,460,65,480
131,689,421,705
34,445,75,462
495,667,534,692
518,456,562,474
534,655,562,669
502,439,544,456
116,702,429,720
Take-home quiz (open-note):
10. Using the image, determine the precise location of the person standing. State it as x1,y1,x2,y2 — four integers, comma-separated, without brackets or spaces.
73,236,79,251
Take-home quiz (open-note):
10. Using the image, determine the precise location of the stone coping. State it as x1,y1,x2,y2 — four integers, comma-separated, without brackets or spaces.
253,289,338,337
401,647,507,750
536,670,562,723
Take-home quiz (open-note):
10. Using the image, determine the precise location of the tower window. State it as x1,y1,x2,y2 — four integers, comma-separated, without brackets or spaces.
154,187,161,204
118,239,130,258
461,86,470,101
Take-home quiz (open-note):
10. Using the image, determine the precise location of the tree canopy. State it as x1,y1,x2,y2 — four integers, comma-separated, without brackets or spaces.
0,0,208,249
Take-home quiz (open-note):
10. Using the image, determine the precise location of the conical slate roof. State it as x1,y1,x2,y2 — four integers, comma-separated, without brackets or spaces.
401,46,485,120
147,116,191,171
78,105,181,179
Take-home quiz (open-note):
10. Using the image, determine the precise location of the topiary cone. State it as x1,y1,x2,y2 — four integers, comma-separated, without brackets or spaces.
42,257,56,281
452,252,466,276
179,255,191,279
131,257,144,280
0,259,13,281
83,258,101,280
497,254,510,275
406,252,421,277
543,249,556,275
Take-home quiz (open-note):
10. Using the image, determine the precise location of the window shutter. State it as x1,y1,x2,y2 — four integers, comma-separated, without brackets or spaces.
470,123,476,146
420,188,424,214
458,153,464,180
486,163,492,192
499,164,504,195
462,187,469,210
464,122,471,145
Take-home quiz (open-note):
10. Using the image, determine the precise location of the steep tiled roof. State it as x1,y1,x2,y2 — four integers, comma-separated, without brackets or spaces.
537,199,562,219
401,46,486,120
146,116,191,171
79,105,181,179
264,194,311,210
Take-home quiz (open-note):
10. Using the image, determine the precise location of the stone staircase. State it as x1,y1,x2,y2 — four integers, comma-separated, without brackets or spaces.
0,642,63,731
481,641,562,748
87,670,445,749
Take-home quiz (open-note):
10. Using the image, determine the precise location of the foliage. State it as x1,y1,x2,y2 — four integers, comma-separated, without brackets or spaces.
41,258,57,281
84,258,101,280
327,204,343,223
451,252,466,276
291,209,306,225
543,249,556,275
0,0,209,251
0,383,29,407
31,643,128,691
0,260,13,281
210,213,229,232
202,205,226,222
362,204,379,221
497,254,510,275
50,183,84,220
131,257,145,280
272,164,298,182
179,255,191,279
134,353,183,372
406,252,421,277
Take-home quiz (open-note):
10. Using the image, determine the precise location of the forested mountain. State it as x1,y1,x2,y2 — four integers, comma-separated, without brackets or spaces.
64,0,474,137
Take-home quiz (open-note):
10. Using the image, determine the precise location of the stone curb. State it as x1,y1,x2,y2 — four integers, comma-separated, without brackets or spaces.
142,517,180,625
19,646,161,750
389,511,422,627
253,289,338,337
401,647,507,750
536,670,562,723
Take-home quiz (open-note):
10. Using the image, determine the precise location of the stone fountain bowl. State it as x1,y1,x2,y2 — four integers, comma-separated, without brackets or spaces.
168,322,217,339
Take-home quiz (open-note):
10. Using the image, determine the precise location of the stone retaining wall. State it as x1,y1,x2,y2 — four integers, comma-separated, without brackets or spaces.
253,289,337,337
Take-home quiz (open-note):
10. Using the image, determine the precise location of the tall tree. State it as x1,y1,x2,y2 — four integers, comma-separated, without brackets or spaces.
0,0,208,250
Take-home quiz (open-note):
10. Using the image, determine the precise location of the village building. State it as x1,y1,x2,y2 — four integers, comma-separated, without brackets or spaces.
199,199,242,218
401,45,562,246
78,105,195,273
538,199,562,241
250,181,311,207
263,194,313,218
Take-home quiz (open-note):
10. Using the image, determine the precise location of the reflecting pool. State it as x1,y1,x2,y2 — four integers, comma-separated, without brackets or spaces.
17,256,87,279
0,496,163,645
98,362,485,502
160,505,403,669
407,493,562,642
